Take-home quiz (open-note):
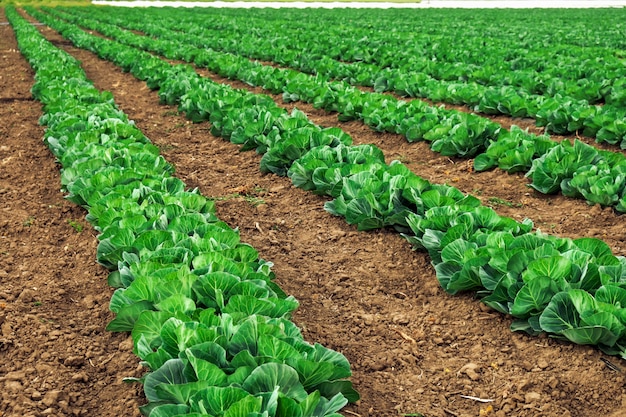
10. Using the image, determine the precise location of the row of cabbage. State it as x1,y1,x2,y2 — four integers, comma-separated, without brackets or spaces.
39,7,626,212
65,6,626,144
28,7,626,359
204,8,626,106
8,7,359,417
126,7,626,103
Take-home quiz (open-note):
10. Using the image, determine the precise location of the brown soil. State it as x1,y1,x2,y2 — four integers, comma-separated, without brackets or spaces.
2,8,626,417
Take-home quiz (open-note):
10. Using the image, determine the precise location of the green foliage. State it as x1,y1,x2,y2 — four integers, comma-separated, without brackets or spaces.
18,4,626,403
46,4,626,213
10,7,357,417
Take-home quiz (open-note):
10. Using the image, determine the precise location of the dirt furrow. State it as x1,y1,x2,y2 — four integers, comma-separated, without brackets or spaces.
187,68,626,256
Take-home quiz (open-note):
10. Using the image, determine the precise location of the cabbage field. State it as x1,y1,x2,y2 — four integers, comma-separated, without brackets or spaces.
2,5,626,417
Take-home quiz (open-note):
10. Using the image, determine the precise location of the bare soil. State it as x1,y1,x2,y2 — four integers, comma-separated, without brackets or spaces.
2,8,626,417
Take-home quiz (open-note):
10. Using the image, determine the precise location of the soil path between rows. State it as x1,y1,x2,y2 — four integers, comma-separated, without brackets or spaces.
1,8,626,417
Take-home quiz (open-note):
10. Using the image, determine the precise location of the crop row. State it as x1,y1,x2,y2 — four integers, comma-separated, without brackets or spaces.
8,7,358,417
132,7,626,104
27,7,626,359
39,7,626,212
64,6,626,144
